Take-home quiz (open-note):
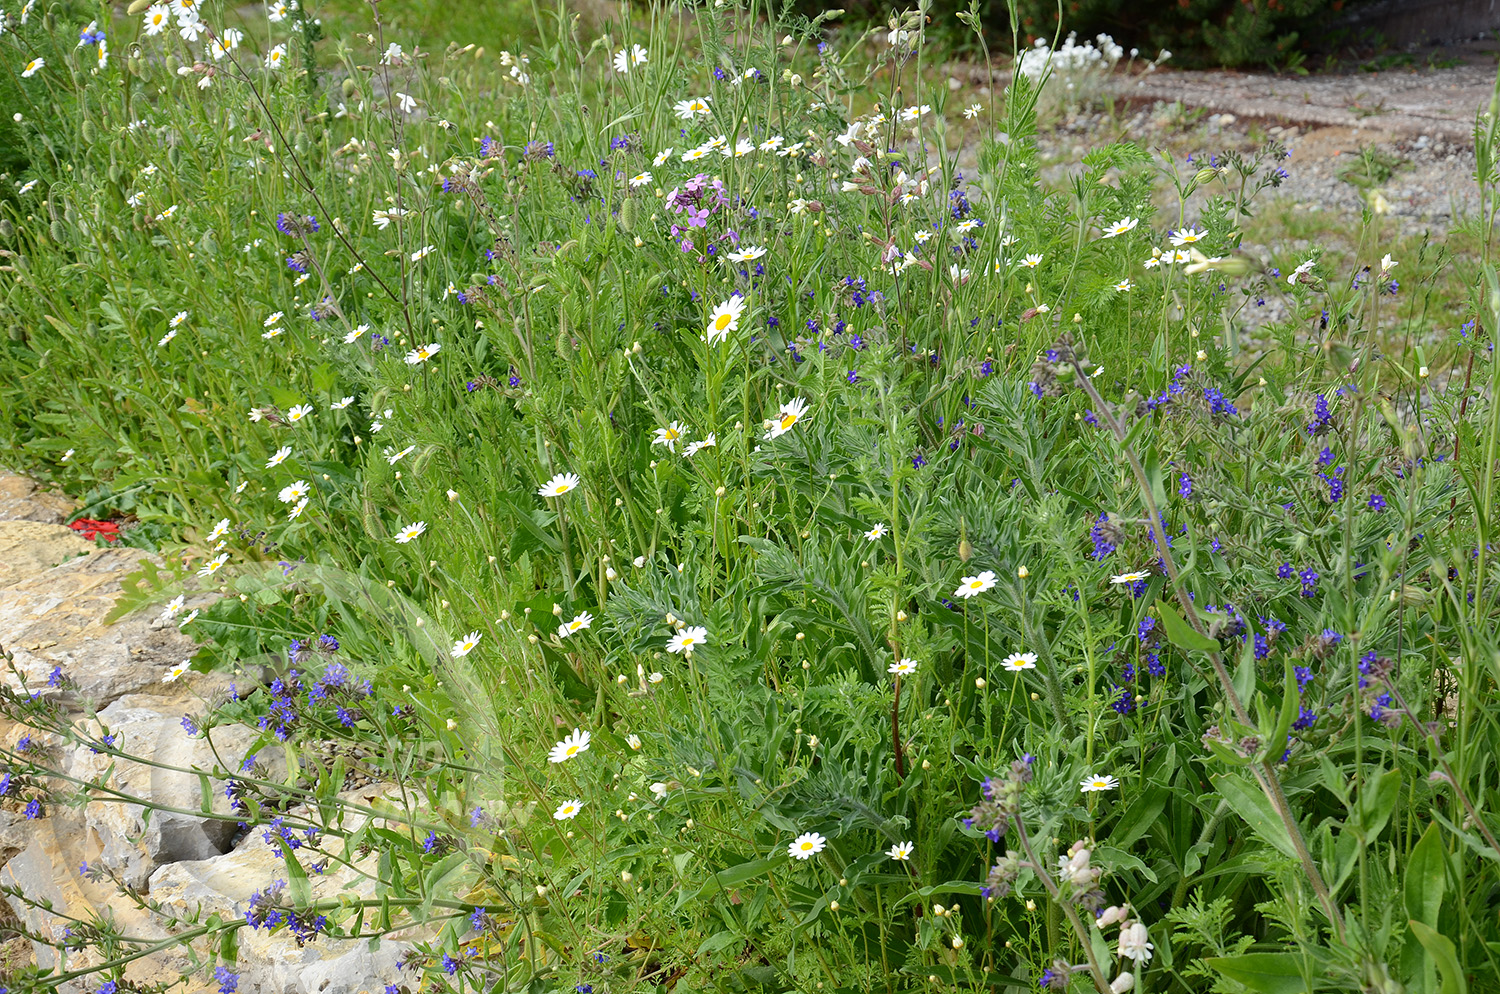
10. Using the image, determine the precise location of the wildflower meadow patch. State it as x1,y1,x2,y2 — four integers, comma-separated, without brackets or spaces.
0,1,1497,993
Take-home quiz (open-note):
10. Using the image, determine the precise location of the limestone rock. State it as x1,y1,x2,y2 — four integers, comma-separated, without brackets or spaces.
0,546,200,705
149,832,411,994
69,700,262,889
0,476,75,525
0,520,93,582
0,814,192,987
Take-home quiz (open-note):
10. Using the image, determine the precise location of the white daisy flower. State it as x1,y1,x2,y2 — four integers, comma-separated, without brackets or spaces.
451,631,482,657
666,625,708,655
953,570,997,598
553,799,584,820
788,831,826,860
537,472,580,498
682,433,717,457
196,553,229,577
673,96,711,120
1001,652,1037,672
652,422,688,451
393,521,426,543
764,397,808,439
266,446,292,468
557,612,593,638
277,480,310,504
705,295,745,344
548,728,591,763
404,342,440,365
726,245,767,263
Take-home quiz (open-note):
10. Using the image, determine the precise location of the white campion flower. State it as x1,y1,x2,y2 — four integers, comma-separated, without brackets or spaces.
1117,922,1153,964
395,92,417,114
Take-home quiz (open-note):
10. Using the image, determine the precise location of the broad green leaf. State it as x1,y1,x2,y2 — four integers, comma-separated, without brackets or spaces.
1355,768,1401,841
1406,822,1447,928
1266,655,1300,763
1158,602,1220,653
1211,773,1296,859
1109,784,1168,849
1410,921,1467,994
1203,952,1312,994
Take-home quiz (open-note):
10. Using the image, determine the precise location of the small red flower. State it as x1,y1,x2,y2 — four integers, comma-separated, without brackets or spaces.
68,518,121,543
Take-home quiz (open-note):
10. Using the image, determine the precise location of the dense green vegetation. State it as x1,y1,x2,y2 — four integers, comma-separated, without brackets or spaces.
1,2,1498,993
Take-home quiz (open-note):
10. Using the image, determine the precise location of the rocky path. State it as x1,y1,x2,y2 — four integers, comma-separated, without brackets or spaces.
1108,62,1497,145
0,477,407,993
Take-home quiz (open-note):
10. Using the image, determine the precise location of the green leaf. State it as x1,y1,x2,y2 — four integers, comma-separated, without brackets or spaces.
1266,655,1300,763
676,856,779,910
1109,784,1168,849
1158,602,1220,653
1203,952,1312,994
697,931,742,958
1410,921,1467,994
1355,768,1401,841
1211,773,1296,859
1406,822,1447,928
279,840,311,906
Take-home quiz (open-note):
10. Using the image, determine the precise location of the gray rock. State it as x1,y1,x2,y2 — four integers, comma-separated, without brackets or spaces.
149,831,413,994
69,700,262,889
0,545,201,706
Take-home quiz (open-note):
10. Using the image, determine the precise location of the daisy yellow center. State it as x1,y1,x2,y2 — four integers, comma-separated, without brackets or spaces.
569,620,584,631
967,580,982,589
565,745,580,757
681,636,696,645
779,413,798,430
664,428,679,439
714,314,732,331
799,842,814,851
